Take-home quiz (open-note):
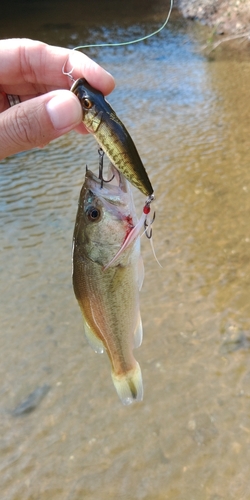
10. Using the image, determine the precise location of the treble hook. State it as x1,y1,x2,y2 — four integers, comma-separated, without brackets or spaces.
144,211,155,239
98,148,115,187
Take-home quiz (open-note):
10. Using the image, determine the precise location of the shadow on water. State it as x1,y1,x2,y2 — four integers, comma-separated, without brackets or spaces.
1,1,250,499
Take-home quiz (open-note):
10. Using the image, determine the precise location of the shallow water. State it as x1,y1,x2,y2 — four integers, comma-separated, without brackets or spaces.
1,1,250,499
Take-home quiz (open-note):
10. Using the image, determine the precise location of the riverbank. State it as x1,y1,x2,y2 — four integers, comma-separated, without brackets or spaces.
176,0,250,35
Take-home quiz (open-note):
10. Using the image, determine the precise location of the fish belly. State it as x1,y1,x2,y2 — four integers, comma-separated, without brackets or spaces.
73,248,143,405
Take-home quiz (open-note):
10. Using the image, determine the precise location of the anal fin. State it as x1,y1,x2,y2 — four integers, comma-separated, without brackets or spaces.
133,315,143,348
83,319,104,354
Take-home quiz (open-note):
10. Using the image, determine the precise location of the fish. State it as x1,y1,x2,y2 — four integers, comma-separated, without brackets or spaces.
71,78,153,197
72,164,145,405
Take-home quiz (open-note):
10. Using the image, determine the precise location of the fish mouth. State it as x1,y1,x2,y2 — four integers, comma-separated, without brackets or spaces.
85,164,129,195
84,164,133,224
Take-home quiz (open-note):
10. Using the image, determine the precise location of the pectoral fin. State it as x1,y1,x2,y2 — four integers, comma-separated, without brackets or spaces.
137,254,144,291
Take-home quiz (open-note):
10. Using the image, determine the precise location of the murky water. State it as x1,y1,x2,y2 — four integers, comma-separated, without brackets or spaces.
1,1,250,499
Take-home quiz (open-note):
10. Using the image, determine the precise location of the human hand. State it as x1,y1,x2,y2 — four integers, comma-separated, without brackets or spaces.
0,38,115,160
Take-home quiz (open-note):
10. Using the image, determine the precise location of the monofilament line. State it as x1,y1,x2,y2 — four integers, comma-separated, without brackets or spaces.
72,0,173,51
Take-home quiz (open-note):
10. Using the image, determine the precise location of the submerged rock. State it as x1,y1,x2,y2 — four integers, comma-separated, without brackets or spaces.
12,384,50,416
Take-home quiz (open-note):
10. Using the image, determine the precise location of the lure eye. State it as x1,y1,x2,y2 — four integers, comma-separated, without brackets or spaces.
86,206,101,222
82,98,93,109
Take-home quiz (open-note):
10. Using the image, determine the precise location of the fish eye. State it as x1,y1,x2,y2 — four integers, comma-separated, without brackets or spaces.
86,206,101,222
82,98,93,109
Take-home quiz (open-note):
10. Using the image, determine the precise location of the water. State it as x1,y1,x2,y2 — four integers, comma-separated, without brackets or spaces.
1,1,250,498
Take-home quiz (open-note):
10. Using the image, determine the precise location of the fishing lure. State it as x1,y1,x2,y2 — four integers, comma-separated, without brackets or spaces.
71,78,153,197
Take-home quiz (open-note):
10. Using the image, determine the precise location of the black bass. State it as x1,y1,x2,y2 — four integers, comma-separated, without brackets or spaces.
71,78,153,197
72,165,144,405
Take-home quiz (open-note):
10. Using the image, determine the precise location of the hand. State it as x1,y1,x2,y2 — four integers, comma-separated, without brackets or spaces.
0,38,115,160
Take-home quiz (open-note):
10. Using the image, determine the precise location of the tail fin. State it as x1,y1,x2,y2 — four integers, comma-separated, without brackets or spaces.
111,362,143,405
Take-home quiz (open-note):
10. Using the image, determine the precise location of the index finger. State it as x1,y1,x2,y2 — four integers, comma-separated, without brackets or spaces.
0,38,115,96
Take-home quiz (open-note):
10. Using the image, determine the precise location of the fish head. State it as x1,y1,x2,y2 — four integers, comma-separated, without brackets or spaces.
73,167,138,267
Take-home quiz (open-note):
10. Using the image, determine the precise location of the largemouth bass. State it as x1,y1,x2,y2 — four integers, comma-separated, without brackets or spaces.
71,78,153,197
72,165,144,405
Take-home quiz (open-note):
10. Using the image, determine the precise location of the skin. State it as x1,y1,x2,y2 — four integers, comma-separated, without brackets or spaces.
0,38,115,160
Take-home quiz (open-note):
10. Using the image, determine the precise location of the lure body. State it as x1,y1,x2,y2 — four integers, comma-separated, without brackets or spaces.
71,78,153,197
72,166,144,405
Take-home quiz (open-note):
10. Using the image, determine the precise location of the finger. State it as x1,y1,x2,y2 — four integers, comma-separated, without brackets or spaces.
0,90,86,160
64,50,115,95
0,38,115,96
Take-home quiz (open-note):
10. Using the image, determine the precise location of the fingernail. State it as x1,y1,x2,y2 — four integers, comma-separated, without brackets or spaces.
46,91,82,131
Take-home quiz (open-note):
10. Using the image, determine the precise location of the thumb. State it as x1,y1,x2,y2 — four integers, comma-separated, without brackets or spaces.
0,90,83,160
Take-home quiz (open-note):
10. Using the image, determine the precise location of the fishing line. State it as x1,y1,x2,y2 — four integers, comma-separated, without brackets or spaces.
72,0,173,51
65,1,172,271
63,0,173,78
63,0,173,79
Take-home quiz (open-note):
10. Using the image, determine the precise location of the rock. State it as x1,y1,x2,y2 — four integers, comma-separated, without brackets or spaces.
175,0,250,35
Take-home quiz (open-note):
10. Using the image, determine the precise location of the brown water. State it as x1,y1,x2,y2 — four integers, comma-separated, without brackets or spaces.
1,1,250,499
